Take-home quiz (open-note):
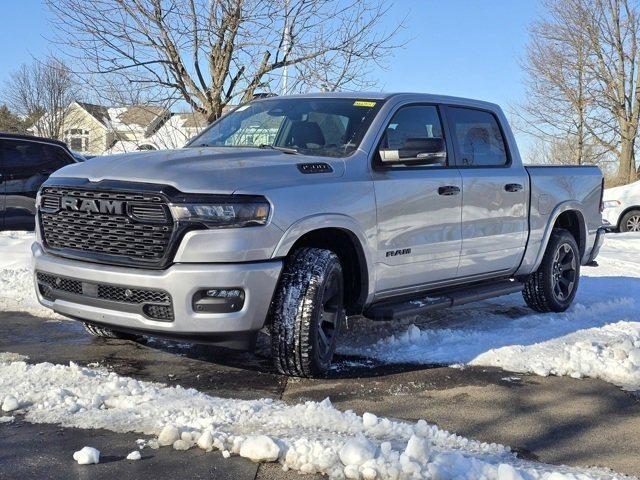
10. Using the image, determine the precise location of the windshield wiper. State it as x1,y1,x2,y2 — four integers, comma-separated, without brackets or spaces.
258,144,299,155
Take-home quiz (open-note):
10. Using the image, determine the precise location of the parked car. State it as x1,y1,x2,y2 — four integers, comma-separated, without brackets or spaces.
0,133,81,230
31,93,605,377
603,180,640,232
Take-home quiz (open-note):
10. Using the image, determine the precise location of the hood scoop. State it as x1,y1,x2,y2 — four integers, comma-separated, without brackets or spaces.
297,162,334,174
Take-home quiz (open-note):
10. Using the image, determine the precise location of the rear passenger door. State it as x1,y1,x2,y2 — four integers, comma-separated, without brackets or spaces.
2,139,75,230
372,104,463,296
444,106,528,278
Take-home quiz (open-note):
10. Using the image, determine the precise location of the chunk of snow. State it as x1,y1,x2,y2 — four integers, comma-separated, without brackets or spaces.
126,451,141,461
339,436,376,466
239,435,280,462
2,395,19,412
362,412,378,428
404,435,431,463
0,416,14,423
197,430,214,451
498,463,524,480
172,439,192,451
157,425,180,446
73,446,100,465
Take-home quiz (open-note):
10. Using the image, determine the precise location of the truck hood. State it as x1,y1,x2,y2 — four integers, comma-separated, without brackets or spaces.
51,147,346,194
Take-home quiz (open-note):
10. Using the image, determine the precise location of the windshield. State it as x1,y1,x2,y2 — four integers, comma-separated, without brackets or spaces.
187,97,384,158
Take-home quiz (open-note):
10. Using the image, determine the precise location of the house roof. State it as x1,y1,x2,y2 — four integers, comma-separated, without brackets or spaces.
75,102,111,126
116,105,168,128
174,112,208,129
74,102,169,131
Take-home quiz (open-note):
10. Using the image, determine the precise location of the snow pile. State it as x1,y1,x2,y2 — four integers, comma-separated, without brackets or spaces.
0,232,57,317
73,446,100,465
0,353,623,479
340,233,640,390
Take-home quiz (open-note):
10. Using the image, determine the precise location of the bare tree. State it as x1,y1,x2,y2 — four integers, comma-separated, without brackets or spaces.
519,0,640,183
578,0,640,184
515,0,609,167
46,0,404,123
2,56,78,139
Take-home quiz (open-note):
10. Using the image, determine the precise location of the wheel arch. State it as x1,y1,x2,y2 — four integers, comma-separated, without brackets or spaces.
617,205,640,230
272,215,374,315
529,201,589,273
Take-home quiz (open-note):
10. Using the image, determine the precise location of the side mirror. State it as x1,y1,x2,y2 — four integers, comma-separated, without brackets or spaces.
379,137,447,166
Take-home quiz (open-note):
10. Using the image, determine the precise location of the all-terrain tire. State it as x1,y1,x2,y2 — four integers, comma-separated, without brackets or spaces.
619,209,640,232
523,228,580,313
83,323,140,341
270,248,345,378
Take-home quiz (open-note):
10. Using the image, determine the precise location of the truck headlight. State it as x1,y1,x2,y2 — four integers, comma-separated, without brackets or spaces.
168,197,270,228
603,200,621,209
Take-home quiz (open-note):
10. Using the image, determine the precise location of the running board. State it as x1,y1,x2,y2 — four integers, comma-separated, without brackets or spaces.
363,279,524,321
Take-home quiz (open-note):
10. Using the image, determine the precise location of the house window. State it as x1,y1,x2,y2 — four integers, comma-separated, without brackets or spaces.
64,129,90,152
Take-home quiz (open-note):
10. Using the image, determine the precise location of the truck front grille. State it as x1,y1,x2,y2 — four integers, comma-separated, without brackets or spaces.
36,272,174,321
39,186,174,268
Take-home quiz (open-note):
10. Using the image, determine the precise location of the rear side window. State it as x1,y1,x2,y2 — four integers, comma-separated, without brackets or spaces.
2,140,73,174
448,107,508,167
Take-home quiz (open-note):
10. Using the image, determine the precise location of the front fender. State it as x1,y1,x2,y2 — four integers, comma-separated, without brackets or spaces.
272,213,376,304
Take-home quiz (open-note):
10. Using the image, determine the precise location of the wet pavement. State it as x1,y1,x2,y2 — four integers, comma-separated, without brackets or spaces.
1,311,640,478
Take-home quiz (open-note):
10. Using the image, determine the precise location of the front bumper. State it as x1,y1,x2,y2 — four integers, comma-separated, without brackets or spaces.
32,243,282,340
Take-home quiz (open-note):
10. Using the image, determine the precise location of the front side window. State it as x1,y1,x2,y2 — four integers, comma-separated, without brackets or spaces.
448,107,508,167
188,97,384,158
377,105,447,167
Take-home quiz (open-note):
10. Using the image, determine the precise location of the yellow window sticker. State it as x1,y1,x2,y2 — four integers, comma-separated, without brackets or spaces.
353,100,377,107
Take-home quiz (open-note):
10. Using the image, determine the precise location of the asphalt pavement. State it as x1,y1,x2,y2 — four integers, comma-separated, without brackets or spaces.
1,311,639,478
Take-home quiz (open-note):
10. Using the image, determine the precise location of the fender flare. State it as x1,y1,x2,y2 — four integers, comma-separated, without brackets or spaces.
529,200,588,272
272,214,376,304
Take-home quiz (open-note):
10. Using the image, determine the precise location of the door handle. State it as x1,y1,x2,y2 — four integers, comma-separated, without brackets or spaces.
504,183,523,192
438,185,461,196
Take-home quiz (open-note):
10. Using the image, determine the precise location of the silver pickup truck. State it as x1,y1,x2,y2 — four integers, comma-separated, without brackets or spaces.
32,93,605,377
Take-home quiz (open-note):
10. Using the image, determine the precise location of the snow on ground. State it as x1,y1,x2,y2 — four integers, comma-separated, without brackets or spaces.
340,233,640,391
0,353,625,479
0,231,57,317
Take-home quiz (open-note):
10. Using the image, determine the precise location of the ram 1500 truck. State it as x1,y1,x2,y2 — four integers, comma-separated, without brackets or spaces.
32,93,606,377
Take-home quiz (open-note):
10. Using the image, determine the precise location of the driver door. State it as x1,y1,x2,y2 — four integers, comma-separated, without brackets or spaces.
371,104,462,296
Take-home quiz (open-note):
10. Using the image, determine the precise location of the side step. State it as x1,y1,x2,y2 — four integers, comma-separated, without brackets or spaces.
363,279,524,321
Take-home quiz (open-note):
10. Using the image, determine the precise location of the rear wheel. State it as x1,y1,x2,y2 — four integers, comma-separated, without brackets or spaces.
620,210,640,232
270,248,345,377
83,323,141,341
523,228,580,313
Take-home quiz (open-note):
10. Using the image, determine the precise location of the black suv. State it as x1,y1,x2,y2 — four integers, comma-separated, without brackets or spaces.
0,133,81,230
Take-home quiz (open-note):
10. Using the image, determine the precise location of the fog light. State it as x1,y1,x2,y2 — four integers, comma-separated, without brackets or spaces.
206,289,242,298
193,288,245,313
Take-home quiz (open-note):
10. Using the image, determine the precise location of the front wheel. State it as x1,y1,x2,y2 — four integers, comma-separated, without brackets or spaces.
270,248,345,377
523,228,580,313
